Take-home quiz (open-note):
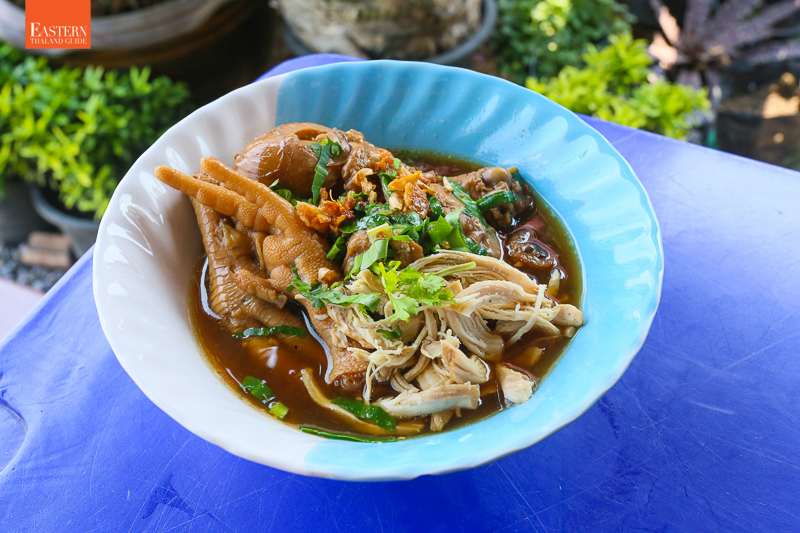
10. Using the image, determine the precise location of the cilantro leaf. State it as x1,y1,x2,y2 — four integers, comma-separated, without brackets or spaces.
428,194,446,218
375,262,458,321
388,293,419,322
287,264,381,314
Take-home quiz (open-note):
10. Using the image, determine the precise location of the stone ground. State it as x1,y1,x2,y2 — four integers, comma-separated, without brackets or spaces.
0,242,68,292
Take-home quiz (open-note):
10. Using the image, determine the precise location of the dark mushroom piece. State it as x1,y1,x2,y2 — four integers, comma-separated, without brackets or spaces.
505,227,557,271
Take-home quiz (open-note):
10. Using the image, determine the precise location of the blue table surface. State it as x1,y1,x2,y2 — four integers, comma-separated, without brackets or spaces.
2,55,799,533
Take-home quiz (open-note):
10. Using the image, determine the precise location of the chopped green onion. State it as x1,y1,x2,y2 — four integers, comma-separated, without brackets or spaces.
436,262,477,278
478,190,517,211
269,401,289,419
393,158,402,169
380,174,393,201
241,376,262,391
331,398,397,431
348,239,389,278
443,208,488,256
428,195,445,218
232,326,306,339
326,234,348,261
377,325,403,339
310,138,342,205
240,376,274,401
448,180,487,225
300,427,397,443
427,216,453,245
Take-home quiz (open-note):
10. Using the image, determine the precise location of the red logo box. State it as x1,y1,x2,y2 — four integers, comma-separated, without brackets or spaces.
26,0,91,49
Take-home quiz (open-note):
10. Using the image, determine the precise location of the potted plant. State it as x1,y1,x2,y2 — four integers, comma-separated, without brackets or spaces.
0,43,192,256
490,0,635,83
274,0,497,67
525,33,712,141
0,0,273,105
0,43,55,244
644,0,800,156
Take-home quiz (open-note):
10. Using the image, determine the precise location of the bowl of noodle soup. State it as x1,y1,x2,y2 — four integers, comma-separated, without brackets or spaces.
93,60,663,480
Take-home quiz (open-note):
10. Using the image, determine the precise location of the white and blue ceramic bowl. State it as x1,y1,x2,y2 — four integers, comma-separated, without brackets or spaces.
93,61,663,481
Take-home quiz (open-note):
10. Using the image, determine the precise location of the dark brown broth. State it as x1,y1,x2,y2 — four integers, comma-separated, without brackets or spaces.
189,152,583,438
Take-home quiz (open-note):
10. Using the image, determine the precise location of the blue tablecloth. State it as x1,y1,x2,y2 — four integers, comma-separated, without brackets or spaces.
2,55,799,533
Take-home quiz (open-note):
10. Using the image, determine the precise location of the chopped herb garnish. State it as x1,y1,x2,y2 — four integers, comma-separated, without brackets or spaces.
338,221,357,235
269,401,289,419
310,138,342,205
269,180,304,206
288,264,381,314
327,233,348,262
436,262,477,278
380,174,393,201
441,208,488,256
387,293,419,322
232,326,306,339
377,325,403,339
241,376,274,402
348,239,389,278
374,261,464,321
274,189,301,206
478,190,517,211
427,216,453,245
448,180,487,225
300,427,398,443
428,195,446,218
331,398,397,431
